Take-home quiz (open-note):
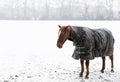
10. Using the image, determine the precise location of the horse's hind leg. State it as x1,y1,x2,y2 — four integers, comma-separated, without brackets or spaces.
85,60,89,79
109,55,114,72
101,57,105,73
79,60,84,77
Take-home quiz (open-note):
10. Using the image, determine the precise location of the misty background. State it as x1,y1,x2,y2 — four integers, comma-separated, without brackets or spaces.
0,0,120,20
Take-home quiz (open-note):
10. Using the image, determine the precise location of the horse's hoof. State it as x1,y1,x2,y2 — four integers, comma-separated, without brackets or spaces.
79,73,83,77
111,69,114,72
101,70,104,73
85,76,89,79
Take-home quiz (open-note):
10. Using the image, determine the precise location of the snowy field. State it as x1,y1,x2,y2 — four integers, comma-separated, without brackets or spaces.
0,21,120,82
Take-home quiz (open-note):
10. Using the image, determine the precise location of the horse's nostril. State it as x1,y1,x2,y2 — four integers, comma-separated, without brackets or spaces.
57,43,62,48
59,45,62,48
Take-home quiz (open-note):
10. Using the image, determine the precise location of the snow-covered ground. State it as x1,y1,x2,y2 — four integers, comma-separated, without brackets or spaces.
0,21,119,82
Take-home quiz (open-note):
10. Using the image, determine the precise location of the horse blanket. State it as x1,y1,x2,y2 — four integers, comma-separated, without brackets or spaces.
68,26,114,60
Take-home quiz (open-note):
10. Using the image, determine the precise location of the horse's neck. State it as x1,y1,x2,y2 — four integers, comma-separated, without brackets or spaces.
70,27,83,46
69,27,79,40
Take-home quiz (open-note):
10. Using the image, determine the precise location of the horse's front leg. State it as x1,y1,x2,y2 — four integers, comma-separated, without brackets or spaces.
85,60,89,79
79,59,84,77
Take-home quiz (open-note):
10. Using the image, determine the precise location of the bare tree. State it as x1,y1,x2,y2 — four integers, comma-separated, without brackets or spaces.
32,0,37,20
83,0,89,19
42,0,50,19
105,0,113,19
22,0,28,19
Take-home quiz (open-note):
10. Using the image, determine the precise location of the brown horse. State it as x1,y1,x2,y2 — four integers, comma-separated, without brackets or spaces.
57,25,114,79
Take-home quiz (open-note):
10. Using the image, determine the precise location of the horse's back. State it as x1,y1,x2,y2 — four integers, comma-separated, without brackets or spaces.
93,28,114,57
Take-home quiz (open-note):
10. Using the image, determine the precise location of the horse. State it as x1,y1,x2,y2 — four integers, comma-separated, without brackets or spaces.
56,25,115,79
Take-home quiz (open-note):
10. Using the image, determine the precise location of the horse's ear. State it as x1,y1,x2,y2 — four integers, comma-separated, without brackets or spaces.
58,25,61,28
68,25,71,27
67,25,71,32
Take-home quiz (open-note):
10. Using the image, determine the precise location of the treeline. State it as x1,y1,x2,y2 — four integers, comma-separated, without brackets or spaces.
0,0,120,20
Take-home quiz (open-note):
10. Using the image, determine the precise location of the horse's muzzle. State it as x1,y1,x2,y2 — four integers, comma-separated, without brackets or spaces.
57,43,62,48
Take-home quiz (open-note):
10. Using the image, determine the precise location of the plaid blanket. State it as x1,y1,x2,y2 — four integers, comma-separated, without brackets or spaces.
68,26,114,60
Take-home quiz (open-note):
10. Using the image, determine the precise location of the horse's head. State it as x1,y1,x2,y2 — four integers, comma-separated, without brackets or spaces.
57,25,71,48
